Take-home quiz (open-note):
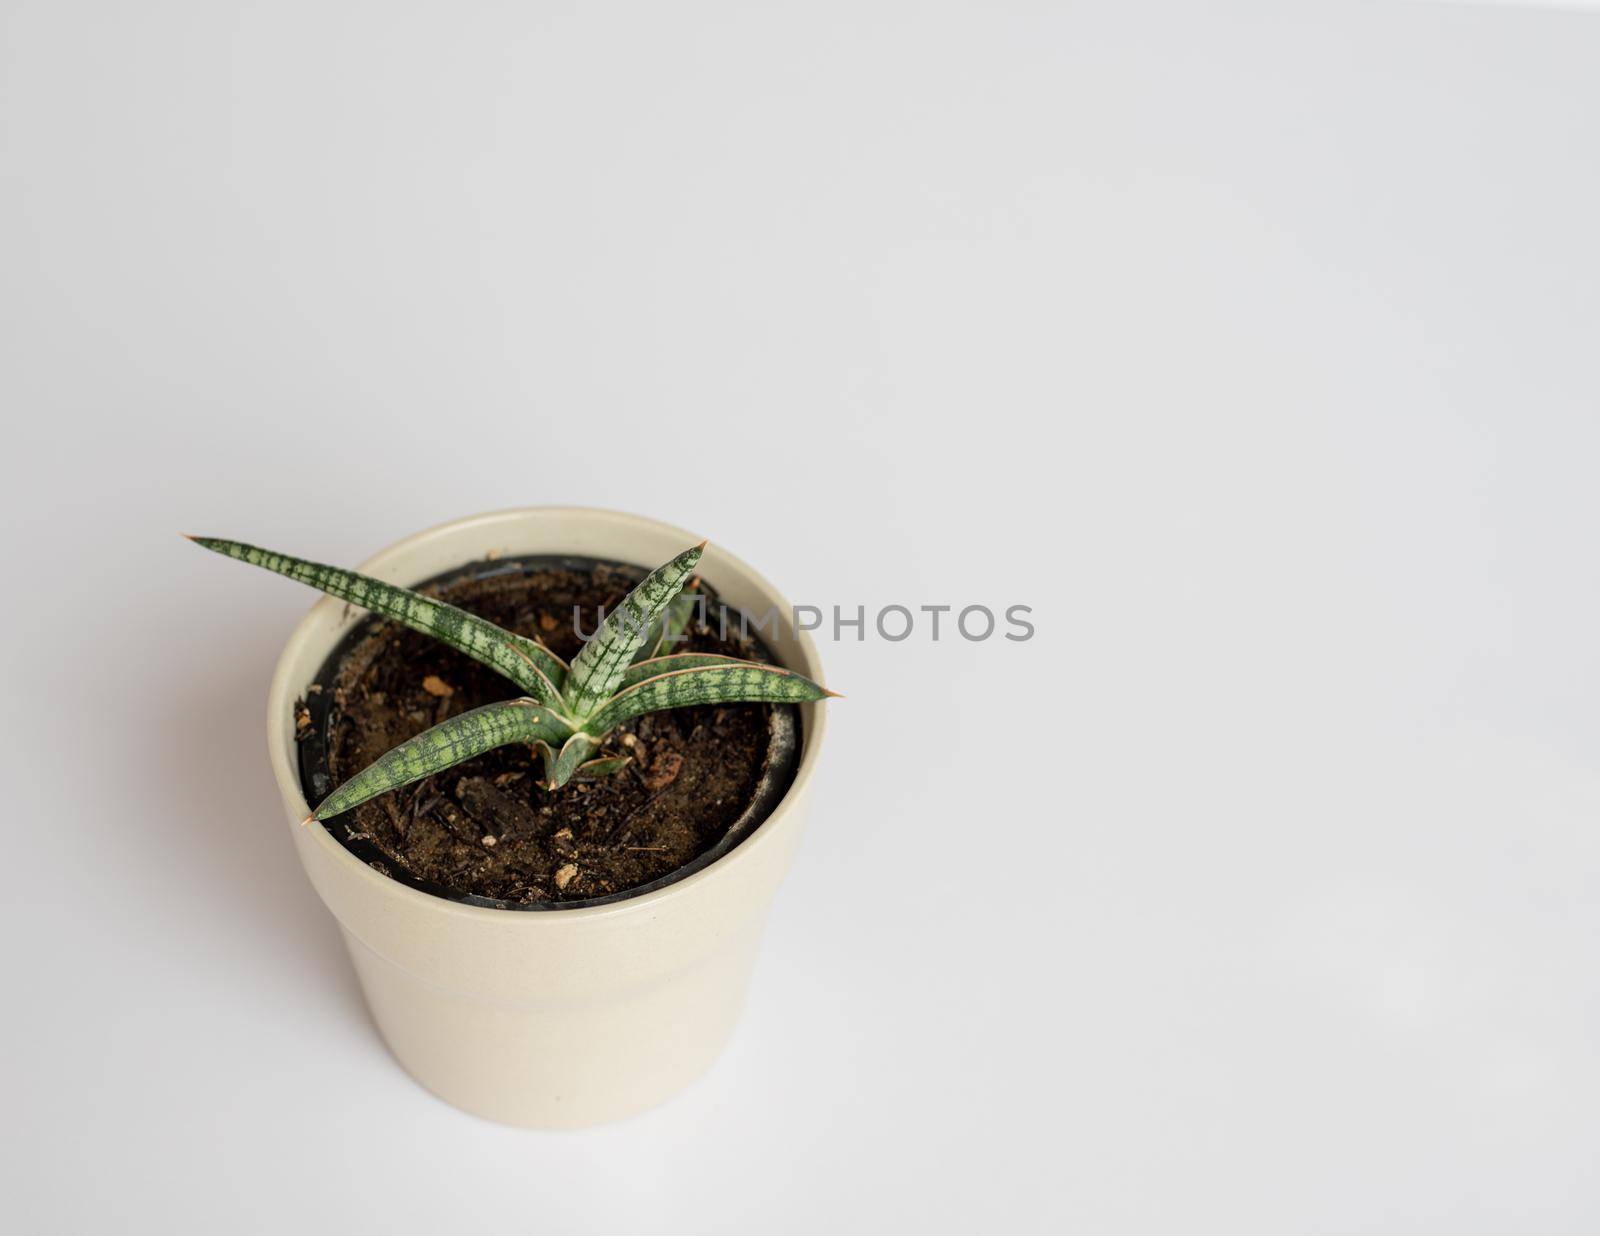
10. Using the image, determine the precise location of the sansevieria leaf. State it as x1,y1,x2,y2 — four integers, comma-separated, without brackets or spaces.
583,663,831,736
617,652,745,691
633,591,701,663
656,589,701,653
573,755,632,780
194,530,839,821
191,538,567,705
565,542,703,718
311,699,572,820
549,734,599,789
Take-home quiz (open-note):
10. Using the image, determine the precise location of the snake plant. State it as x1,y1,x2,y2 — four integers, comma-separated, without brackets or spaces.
190,537,832,822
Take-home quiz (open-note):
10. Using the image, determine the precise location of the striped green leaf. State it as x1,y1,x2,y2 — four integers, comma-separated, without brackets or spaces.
565,542,703,718
573,755,631,781
583,663,830,736
311,699,571,820
617,652,745,691
656,589,701,653
529,739,559,784
633,591,701,663
549,734,599,789
192,538,567,705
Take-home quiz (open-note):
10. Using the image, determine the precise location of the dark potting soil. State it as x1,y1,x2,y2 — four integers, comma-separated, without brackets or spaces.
294,556,797,908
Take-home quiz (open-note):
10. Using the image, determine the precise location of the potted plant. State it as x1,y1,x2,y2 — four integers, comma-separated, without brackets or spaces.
192,508,832,1127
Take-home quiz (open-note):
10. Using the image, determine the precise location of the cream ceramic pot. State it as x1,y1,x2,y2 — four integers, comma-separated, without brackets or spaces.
266,508,827,1128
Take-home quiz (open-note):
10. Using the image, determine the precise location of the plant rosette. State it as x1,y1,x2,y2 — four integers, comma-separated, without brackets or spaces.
217,508,829,1128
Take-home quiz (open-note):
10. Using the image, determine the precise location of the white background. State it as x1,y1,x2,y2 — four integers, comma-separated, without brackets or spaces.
2,2,1597,1232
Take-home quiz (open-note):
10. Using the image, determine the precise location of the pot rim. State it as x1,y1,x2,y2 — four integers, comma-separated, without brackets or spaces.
266,505,828,926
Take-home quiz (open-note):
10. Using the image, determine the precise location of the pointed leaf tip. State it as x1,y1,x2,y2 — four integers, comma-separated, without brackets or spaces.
314,699,573,817
582,661,832,734
193,537,567,703
300,813,317,827
564,544,708,715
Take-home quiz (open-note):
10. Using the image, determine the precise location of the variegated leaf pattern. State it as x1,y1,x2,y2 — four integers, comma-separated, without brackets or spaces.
656,589,701,653
197,534,837,815
529,739,559,785
549,734,599,789
192,537,567,704
632,591,701,663
311,700,571,820
573,755,631,781
617,652,745,691
565,542,703,717
583,663,830,736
